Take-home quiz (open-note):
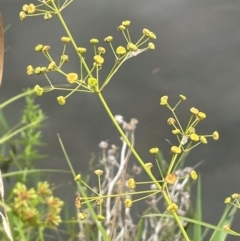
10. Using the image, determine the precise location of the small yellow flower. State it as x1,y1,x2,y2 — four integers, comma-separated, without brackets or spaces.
190,170,198,180
61,37,71,43
57,96,66,105
167,118,176,125
149,148,159,155
172,129,181,135
200,136,208,144
167,203,178,213
96,198,104,206
213,131,219,140
77,47,87,54
179,95,186,100
34,67,41,75
124,198,133,208
22,4,29,12
122,20,131,27
190,133,200,142
143,28,150,36
75,194,81,209
42,45,50,52
165,173,177,185
116,46,126,55
190,107,199,115
127,43,137,51
19,11,26,21
34,85,44,96
128,178,136,189
231,193,239,199
88,78,98,89
40,67,47,73
44,13,52,20
224,197,231,204
145,162,153,170
148,42,155,50
78,212,86,220
197,112,206,120
223,224,230,231
61,55,69,62
27,65,34,75
171,146,181,154
117,25,125,31
186,127,195,134
37,181,52,197
104,36,113,43
160,96,168,105
94,169,103,176
97,215,105,221
74,174,81,181
90,38,99,44
148,32,157,39
27,3,36,14
94,55,104,65
48,61,56,71
66,73,78,84
98,47,106,54
35,44,43,52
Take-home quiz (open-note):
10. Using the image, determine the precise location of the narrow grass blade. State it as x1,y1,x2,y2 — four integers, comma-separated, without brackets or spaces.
0,13,4,86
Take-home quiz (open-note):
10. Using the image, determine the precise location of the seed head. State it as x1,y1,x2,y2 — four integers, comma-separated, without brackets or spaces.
200,136,208,144
19,11,26,21
78,212,86,220
98,47,106,54
172,129,181,135
94,169,103,176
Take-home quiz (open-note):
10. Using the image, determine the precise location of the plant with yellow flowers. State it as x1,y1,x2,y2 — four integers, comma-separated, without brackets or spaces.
14,1,240,241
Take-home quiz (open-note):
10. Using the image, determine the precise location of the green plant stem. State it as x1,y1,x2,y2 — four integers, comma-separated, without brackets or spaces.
97,91,190,241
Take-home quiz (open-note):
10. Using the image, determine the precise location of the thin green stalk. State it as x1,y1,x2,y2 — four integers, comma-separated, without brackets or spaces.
97,91,191,241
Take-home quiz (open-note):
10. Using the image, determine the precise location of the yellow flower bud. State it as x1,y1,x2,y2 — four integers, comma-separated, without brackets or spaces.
124,198,133,208
171,146,181,154
128,178,136,189
40,67,47,73
224,197,231,204
57,96,66,105
34,85,44,96
61,37,71,43
143,28,150,36
127,43,137,51
77,47,87,54
122,20,131,27
90,38,99,44
190,107,199,115
148,42,155,50
197,112,206,120
167,118,176,125
27,65,34,75
19,11,26,21
179,95,186,100
172,129,181,135
74,174,81,181
98,47,106,54
94,55,104,65
42,45,50,52
149,148,159,155
27,3,36,14
200,136,208,144
190,170,198,180
160,96,168,105
104,36,113,43
34,67,41,75
116,46,126,55
94,169,103,176
167,203,178,213
96,198,104,206
48,61,56,71
165,173,177,185
231,193,239,199
22,4,29,12
78,212,86,220
88,78,98,88
190,133,200,142
145,162,153,170
61,55,69,62
149,32,157,39
117,25,125,31
44,13,52,20
35,44,43,52
66,73,78,84
212,131,219,140
97,215,105,222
